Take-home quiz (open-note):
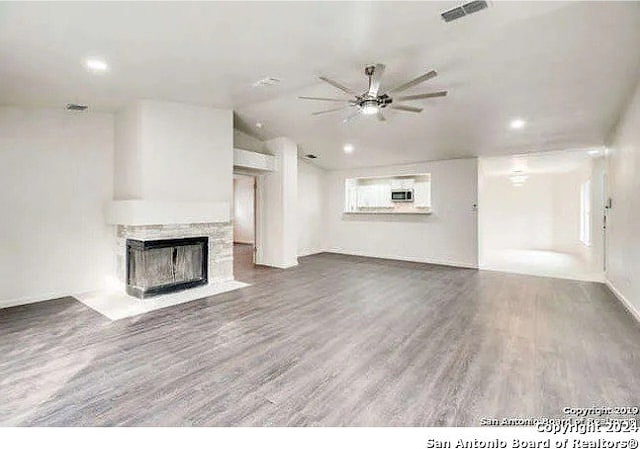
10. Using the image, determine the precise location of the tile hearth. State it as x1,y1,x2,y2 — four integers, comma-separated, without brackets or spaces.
74,280,249,321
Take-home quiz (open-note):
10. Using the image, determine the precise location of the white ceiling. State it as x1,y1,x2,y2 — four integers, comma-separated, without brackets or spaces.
1,1,639,170
480,147,604,177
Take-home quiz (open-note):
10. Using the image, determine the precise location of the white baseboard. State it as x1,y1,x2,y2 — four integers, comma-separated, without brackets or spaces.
298,248,325,258
606,279,640,323
255,258,299,269
0,290,73,310
324,248,478,269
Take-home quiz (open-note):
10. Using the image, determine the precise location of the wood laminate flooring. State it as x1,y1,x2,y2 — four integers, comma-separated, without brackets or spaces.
1,245,639,426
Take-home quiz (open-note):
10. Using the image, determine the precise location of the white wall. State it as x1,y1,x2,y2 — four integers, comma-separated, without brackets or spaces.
233,175,255,244
0,107,114,307
479,173,555,252
257,137,299,268
298,159,325,257
234,129,267,154
324,158,478,268
550,167,583,255
115,100,233,203
606,76,640,318
114,101,143,199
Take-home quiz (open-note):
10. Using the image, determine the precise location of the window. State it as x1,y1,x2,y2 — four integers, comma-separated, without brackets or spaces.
580,180,591,246
344,174,431,213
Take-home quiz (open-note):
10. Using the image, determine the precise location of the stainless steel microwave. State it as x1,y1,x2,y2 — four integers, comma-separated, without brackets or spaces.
391,189,413,202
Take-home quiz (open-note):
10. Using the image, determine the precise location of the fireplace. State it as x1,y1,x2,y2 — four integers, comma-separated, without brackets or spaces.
126,237,208,299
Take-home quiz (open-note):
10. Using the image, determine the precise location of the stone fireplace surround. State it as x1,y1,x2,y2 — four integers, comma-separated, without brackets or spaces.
115,222,234,294
76,205,246,319
106,199,235,297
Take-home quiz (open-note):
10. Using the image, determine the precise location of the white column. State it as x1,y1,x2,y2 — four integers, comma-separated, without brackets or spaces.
257,137,299,268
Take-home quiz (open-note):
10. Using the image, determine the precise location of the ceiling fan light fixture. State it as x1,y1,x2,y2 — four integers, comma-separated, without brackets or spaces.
361,100,379,115
300,64,447,122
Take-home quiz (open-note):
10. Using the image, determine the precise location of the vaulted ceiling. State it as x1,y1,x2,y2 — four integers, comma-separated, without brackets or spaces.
1,1,639,169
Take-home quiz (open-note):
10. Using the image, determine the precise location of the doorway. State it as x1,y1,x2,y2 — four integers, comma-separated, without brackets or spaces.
232,174,257,276
478,149,606,282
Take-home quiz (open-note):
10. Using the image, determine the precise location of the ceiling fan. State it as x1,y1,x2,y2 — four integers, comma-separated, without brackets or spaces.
299,64,447,122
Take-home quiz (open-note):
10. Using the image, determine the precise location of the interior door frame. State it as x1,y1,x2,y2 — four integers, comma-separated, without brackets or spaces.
252,175,258,264
602,171,608,272
233,169,262,267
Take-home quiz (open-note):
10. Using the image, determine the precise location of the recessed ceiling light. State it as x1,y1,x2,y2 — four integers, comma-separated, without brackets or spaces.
343,144,354,154
85,58,108,73
510,118,526,129
255,122,263,128
588,149,601,156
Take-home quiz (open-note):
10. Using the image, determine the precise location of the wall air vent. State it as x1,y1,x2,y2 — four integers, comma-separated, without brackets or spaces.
441,0,488,22
305,154,318,159
66,103,88,111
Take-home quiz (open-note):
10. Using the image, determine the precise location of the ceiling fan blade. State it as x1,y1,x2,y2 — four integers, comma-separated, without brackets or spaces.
319,76,358,96
312,106,351,116
367,63,386,96
377,110,386,122
299,96,353,103
343,109,362,123
391,104,423,113
396,91,448,101
387,70,438,94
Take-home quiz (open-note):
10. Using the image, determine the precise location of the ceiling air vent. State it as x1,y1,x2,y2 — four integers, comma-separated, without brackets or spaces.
305,154,318,159
441,0,488,22
441,6,466,22
463,0,488,15
66,103,88,111
252,77,281,87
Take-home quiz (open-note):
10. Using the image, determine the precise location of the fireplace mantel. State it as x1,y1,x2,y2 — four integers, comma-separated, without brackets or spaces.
106,200,230,226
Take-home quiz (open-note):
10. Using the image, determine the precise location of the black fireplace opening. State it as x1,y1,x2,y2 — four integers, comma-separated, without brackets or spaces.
126,237,208,299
